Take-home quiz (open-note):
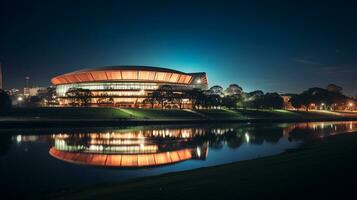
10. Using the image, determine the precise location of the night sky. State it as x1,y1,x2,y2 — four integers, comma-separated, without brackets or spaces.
1,0,357,95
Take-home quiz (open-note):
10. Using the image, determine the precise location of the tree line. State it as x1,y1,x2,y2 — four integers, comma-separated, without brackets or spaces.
144,84,285,109
289,84,353,111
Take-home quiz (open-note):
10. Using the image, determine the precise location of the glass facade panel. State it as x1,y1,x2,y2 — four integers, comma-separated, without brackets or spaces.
56,82,161,96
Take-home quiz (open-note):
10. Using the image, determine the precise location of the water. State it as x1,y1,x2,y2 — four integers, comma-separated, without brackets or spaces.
1,121,357,194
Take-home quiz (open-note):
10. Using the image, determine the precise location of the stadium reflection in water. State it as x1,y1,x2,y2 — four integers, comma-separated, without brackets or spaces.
4,121,357,194
49,129,209,168
43,121,357,168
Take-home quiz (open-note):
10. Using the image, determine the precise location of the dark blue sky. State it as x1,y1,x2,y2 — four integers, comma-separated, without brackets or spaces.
1,0,357,95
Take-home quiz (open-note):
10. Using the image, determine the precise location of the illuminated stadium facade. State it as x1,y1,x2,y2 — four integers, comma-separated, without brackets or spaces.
51,66,208,107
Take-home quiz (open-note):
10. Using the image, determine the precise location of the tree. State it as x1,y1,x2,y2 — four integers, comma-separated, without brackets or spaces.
0,90,12,114
150,85,174,109
222,95,240,109
289,95,303,109
242,90,264,109
260,93,284,109
224,84,243,96
208,85,224,96
186,88,205,109
172,92,186,109
289,87,350,111
65,88,92,106
143,98,156,108
205,94,222,108
26,96,41,107
327,84,343,93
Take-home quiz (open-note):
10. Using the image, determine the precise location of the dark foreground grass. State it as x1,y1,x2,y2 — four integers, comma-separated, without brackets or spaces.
7,107,131,119
48,133,357,200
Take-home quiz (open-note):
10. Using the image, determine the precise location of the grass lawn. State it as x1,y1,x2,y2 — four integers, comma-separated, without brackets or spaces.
3,107,356,121
48,133,357,200
196,109,247,119
237,109,301,119
120,108,202,119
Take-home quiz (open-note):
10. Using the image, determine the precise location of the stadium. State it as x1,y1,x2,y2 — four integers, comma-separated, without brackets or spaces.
51,65,208,107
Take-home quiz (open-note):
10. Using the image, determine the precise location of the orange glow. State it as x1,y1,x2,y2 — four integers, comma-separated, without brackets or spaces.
51,69,195,85
49,148,193,168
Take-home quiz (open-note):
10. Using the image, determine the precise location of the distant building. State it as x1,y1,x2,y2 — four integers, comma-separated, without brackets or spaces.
7,88,21,96
51,65,208,107
24,87,47,97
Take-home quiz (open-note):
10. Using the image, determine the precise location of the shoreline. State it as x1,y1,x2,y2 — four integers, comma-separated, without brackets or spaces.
46,132,357,200
1,117,357,128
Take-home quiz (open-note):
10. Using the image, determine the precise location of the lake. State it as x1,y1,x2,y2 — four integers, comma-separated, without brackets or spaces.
1,121,357,195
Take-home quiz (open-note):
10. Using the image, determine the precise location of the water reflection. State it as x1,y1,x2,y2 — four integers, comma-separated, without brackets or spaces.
11,121,357,168
3,121,357,194
50,130,208,168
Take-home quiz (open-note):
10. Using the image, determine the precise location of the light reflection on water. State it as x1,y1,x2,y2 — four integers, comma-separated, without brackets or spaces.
1,121,357,194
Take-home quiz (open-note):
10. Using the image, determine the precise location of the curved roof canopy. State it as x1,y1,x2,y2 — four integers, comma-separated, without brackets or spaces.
51,65,193,85
49,147,194,168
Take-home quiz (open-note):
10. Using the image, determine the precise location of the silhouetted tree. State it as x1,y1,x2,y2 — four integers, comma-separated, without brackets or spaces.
150,85,174,109
208,85,224,96
260,93,284,109
242,90,264,109
186,88,205,109
327,84,343,93
289,87,350,111
66,88,92,106
143,97,156,108
205,94,222,108
222,95,240,109
224,84,243,96
0,90,12,115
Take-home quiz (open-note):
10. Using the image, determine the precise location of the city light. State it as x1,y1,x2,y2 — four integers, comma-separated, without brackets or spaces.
17,96,23,101
245,132,250,143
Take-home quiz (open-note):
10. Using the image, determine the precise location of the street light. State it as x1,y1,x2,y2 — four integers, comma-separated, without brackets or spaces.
320,103,325,110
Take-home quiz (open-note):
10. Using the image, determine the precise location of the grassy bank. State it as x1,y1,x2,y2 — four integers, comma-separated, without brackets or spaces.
1,107,357,128
48,133,357,200
2,107,356,120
